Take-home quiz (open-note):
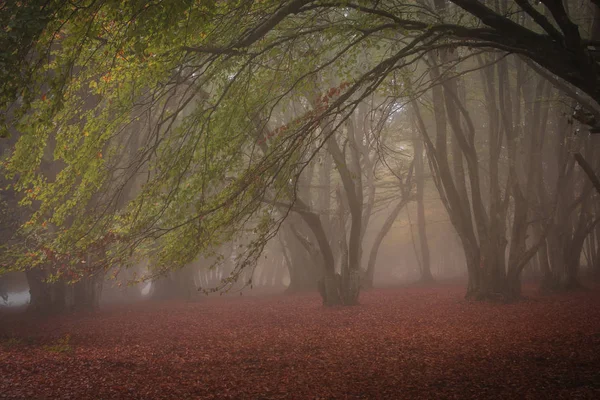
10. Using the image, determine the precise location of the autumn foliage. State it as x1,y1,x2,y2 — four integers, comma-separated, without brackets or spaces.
1,285,600,399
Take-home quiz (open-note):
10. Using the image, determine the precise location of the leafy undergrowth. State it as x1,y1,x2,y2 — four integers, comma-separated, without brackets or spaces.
1,285,600,399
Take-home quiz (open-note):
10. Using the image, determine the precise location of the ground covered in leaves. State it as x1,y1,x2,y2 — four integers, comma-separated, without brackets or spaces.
1,284,600,399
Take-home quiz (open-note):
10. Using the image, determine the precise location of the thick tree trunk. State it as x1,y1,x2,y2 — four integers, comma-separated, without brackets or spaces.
26,268,67,314
414,136,433,283
72,271,104,311
562,207,599,290
594,224,600,278
463,242,482,299
26,266,104,313
333,187,355,305
535,227,555,291
298,206,341,305
564,252,582,290
327,133,362,305
25,260,104,314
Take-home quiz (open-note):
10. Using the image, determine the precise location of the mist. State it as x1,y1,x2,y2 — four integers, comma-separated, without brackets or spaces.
1,1,600,398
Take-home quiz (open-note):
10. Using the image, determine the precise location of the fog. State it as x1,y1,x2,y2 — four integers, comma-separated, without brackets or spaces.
1,1,600,398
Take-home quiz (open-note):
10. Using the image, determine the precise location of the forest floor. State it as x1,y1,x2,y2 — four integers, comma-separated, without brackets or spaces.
1,284,600,399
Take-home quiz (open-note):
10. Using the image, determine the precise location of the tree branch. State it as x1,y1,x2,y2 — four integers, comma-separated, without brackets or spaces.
574,152,600,196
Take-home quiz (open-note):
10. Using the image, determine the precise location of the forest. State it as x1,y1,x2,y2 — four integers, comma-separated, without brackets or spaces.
1,0,600,398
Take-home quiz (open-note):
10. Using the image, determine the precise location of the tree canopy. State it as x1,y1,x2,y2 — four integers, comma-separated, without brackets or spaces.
2,0,600,293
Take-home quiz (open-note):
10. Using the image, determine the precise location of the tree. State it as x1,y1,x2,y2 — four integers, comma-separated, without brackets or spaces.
3,0,600,305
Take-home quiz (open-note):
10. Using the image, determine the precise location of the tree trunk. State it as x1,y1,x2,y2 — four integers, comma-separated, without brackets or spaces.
535,227,554,291
364,197,411,288
151,266,197,300
26,262,105,314
298,205,341,305
412,66,482,299
594,224,600,278
26,268,67,314
414,136,433,282
281,223,320,292
72,271,104,311
327,133,362,305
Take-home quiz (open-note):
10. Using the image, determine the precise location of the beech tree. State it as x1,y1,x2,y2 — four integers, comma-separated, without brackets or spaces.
2,0,600,307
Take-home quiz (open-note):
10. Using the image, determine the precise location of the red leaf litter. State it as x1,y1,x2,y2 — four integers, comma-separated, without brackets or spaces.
1,285,600,399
